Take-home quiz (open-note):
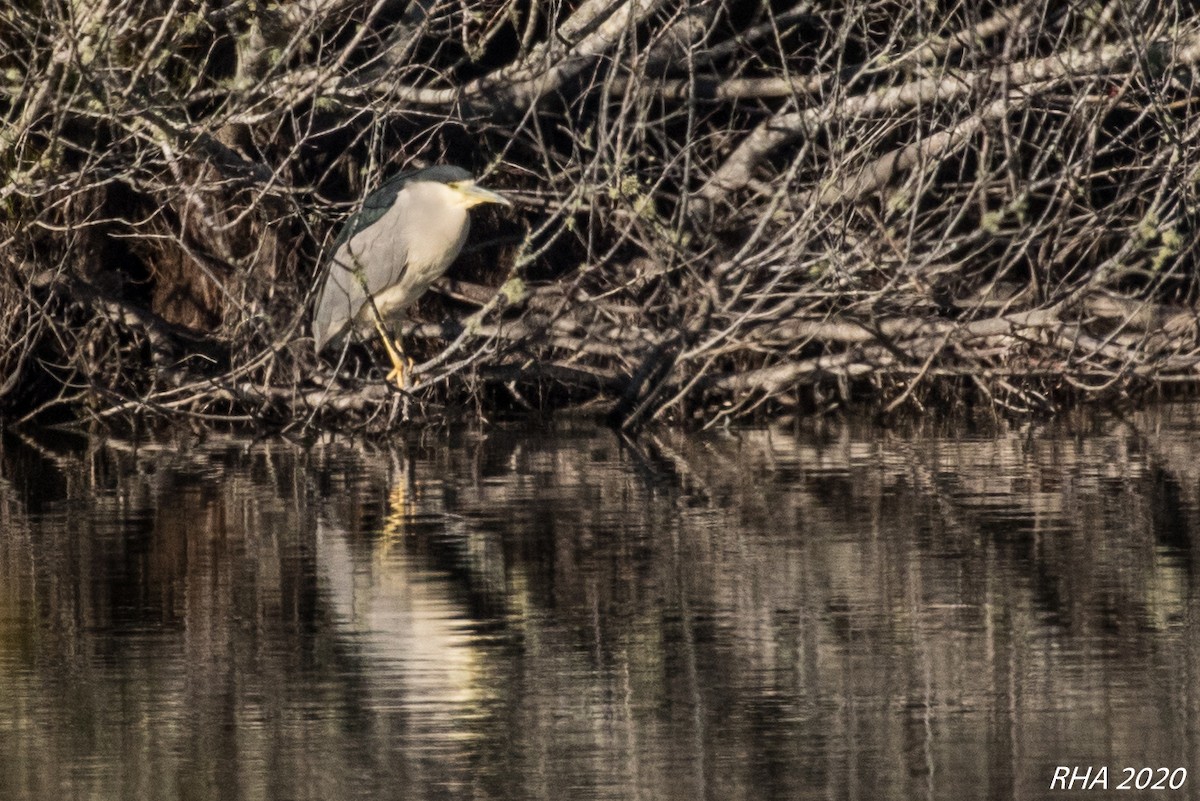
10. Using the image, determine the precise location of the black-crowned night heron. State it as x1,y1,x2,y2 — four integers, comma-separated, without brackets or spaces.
312,165,511,387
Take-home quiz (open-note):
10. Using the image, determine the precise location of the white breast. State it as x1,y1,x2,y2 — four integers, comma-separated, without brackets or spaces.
346,182,470,322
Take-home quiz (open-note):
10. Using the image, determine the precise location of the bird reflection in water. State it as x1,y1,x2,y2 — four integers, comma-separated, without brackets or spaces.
317,454,485,717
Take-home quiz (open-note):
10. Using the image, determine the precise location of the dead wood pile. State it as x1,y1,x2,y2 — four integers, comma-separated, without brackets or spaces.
2,0,1200,431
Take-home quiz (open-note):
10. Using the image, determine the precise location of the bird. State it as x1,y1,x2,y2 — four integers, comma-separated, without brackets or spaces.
312,165,512,388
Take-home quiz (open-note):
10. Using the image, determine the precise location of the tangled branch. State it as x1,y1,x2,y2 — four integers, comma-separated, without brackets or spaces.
2,0,1199,431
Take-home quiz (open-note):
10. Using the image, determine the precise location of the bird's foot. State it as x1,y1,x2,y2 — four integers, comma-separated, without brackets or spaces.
385,355,417,390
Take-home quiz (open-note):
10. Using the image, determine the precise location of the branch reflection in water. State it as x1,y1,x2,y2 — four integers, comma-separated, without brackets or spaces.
1,410,1199,800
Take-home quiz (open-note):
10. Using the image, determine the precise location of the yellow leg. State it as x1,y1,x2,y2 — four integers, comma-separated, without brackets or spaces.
348,256,415,390
368,311,413,390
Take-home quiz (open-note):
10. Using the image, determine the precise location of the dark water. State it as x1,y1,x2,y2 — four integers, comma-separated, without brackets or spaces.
2,411,1200,800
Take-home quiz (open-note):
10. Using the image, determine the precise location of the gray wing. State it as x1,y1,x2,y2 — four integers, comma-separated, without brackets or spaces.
313,247,367,352
313,175,415,352
313,235,413,352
